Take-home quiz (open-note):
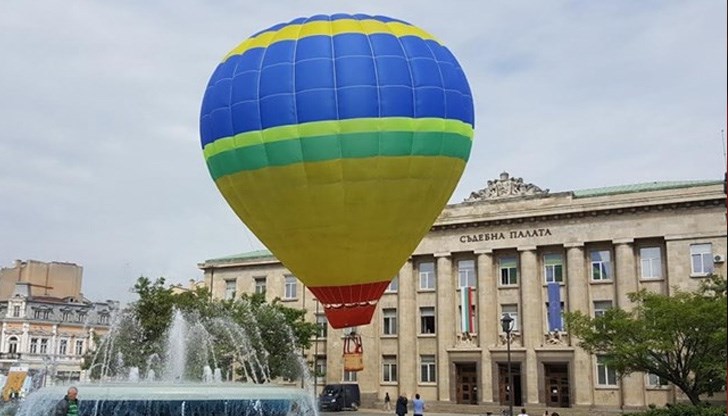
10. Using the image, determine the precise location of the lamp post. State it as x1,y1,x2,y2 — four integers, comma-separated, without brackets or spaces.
500,314,514,416
313,299,320,398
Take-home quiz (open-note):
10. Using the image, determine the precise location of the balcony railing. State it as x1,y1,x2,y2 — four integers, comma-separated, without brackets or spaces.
0,352,21,360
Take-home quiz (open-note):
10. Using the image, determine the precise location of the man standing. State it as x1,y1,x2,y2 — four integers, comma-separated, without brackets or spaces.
384,392,391,411
55,386,79,416
395,393,408,416
412,393,425,416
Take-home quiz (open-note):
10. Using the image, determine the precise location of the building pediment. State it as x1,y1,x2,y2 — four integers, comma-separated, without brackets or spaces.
465,172,549,202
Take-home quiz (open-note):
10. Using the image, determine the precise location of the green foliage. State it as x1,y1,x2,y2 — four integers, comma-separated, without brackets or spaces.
565,274,727,405
624,403,726,416
88,276,318,383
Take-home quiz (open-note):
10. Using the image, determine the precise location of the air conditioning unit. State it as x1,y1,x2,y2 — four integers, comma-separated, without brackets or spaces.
714,254,726,263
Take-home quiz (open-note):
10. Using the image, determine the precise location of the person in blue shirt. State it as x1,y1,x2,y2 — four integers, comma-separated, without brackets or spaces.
412,393,425,416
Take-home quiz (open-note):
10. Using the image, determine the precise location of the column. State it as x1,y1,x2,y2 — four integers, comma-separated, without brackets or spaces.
565,243,593,406
435,253,454,401
397,259,417,395
518,247,540,405
476,250,496,403
614,240,644,408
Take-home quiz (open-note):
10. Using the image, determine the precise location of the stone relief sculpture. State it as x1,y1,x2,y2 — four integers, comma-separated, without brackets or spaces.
544,330,567,346
466,172,549,202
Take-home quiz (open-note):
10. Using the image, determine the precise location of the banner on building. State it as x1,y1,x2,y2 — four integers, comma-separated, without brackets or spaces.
547,282,562,331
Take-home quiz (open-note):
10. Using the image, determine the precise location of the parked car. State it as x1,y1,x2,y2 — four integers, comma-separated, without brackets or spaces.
318,383,360,411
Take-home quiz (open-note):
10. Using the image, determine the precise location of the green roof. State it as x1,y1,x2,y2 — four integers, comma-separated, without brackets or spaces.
204,249,273,263
572,179,723,198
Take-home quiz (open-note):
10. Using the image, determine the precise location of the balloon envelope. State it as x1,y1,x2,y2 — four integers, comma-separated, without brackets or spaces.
201,14,474,328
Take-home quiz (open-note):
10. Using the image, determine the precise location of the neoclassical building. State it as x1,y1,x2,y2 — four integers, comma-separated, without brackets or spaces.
0,260,118,385
198,174,727,411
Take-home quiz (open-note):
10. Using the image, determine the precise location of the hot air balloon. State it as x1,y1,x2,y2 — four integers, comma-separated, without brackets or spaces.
200,14,474,330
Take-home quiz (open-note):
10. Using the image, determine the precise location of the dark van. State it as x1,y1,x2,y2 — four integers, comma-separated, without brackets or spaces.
318,383,360,411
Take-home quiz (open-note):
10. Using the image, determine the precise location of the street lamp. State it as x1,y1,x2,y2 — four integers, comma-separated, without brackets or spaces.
500,314,514,416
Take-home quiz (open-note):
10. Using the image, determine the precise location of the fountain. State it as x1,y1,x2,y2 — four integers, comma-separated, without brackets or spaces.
14,308,318,416
14,383,315,416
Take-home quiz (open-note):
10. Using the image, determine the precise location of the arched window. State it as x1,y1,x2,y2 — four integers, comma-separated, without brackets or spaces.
8,336,18,354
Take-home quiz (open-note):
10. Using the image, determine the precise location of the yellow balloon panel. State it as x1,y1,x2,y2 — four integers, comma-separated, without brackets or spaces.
216,156,465,287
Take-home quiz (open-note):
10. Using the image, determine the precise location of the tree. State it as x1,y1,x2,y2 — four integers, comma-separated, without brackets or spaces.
565,275,727,405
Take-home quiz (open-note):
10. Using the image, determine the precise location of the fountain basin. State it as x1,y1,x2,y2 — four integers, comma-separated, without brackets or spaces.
16,383,314,416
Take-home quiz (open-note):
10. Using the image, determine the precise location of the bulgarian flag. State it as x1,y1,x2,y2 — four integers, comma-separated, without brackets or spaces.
460,286,475,334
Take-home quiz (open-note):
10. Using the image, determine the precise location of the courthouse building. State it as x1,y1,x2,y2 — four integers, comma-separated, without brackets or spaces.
0,260,118,384
198,173,727,411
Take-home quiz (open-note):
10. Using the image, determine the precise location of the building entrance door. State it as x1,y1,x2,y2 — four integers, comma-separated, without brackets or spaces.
497,363,522,406
455,362,478,404
544,363,570,408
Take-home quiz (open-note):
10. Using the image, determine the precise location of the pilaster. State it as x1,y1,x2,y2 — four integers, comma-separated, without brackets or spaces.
614,240,644,408
518,247,540,404
476,250,495,403
566,244,593,406
398,259,417,395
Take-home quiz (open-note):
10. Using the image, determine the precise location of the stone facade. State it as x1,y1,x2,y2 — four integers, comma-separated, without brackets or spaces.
0,260,118,384
197,176,727,411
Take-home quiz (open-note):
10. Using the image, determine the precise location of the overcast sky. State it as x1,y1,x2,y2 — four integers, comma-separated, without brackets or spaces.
1,1,725,303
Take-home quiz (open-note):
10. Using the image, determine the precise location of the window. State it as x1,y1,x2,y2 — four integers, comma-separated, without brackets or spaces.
501,305,519,331
316,314,328,338
254,277,267,294
284,275,297,299
343,370,357,382
458,259,476,288
382,355,398,382
33,309,49,320
382,308,397,335
40,338,49,354
98,314,110,325
12,305,20,317
419,262,436,290
420,307,436,334
500,256,518,285
224,280,236,300
647,373,668,388
690,243,714,275
590,250,612,281
639,247,663,279
7,337,18,354
61,311,72,321
386,276,399,293
315,356,327,377
593,300,613,318
420,355,437,382
59,339,68,356
30,338,39,354
596,355,617,386
75,340,84,355
76,312,87,323
544,254,564,283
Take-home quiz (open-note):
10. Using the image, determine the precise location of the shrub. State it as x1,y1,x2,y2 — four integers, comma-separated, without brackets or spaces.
624,403,726,416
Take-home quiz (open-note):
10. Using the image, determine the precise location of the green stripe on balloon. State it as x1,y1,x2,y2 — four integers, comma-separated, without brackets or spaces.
202,117,473,160
206,131,472,180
